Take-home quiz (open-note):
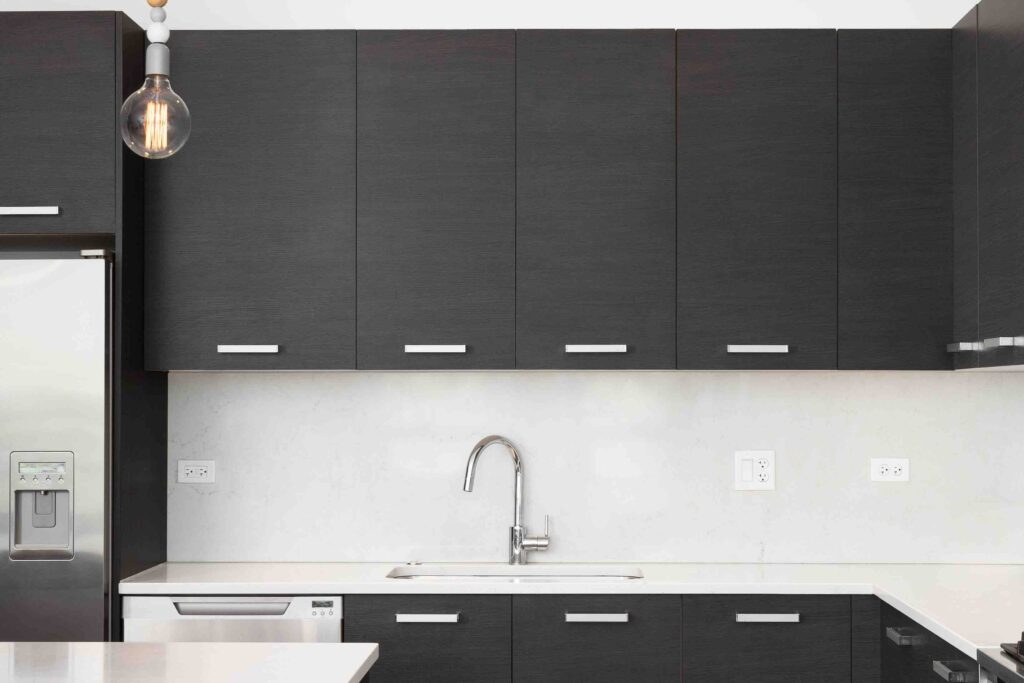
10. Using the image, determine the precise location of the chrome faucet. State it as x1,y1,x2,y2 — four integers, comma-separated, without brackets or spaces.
463,435,550,565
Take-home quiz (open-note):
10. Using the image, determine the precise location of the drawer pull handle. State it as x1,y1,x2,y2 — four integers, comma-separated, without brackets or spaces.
404,345,467,354
982,337,1024,350
0,206,59,216
564,613,629,623
933,660,978,682
564,345,628,354
735,613,800,623
727,345,790,354
217,345,279,354
886,626,923,646
947,342,982,353
395,613,460,623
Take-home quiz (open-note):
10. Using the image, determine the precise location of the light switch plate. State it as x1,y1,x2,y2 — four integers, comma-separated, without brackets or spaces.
177,460,215,484
735,451,775,491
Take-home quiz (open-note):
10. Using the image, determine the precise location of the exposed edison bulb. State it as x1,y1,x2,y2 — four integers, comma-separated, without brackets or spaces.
120,74,190,159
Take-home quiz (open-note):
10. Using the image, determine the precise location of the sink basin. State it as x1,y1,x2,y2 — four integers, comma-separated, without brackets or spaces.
386,564,644,582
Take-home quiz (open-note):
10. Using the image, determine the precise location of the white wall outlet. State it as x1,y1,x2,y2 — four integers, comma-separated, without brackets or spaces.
735,450,775,491
871,458,910,483
177,460,215,484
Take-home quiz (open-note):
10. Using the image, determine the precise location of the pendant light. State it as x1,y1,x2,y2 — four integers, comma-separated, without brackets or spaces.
119,0,191,159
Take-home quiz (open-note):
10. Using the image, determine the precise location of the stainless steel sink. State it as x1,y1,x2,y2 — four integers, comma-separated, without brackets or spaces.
386,564,644,582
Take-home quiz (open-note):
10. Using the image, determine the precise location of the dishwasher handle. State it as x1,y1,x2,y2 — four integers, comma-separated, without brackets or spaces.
173,601,291,616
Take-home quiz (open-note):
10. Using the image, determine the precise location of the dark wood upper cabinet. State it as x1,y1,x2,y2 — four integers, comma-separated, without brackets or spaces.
345,595,511,683
837,30,953,370
953,8,981,370
144,31,356,370
978,0,1024,368
677,30,838,369
515,30,677,369
356,31,515,369
0,12,121,234
683,595,852,683
513,595,681,682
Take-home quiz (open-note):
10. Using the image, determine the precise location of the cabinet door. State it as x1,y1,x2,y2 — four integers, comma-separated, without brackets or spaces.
516,30,676,369
837,31,953,370
0,12,116,234
344,595,511,683
144,31,356,370
356,31,515,369
979,0,1024,368
953,8,982,370
512,595,681,683
677,30,837,369
682,595,851,683
880,601,976,683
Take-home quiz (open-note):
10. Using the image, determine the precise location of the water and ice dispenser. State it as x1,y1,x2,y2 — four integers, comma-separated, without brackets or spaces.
9,452,74,560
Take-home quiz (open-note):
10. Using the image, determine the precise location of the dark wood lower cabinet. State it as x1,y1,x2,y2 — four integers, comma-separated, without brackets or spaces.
880,601,976,683
682,595,851,683
512,595,681,682
343,595,511,682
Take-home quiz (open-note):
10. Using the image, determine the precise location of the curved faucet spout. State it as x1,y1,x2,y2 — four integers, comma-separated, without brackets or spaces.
463,435,523,529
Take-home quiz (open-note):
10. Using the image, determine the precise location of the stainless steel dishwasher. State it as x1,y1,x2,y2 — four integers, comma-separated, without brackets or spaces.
123,596,342,642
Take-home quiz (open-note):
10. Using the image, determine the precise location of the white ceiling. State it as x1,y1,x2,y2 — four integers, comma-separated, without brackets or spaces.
4,0,978,30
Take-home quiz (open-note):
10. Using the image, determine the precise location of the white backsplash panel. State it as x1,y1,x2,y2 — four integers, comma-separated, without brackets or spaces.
168,371,1024,563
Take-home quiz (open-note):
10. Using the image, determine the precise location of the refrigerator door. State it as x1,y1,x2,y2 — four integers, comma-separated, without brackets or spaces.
0,258,108,641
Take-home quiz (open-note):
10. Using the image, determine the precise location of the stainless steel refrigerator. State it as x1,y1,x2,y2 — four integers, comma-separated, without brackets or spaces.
0,254,110,641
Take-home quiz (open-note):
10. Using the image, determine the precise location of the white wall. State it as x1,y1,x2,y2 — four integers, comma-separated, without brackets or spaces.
5,0,977,30
168,371,1024,564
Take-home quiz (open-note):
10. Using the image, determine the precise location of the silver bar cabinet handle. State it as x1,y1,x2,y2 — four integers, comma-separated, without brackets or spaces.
982,337,1024,350
217,345,279,354
727,345,790,354
404,345,467,354
174,602,290,616
886,626,921,646
564,345,628,353
933,660,979,682
735,613,800,623
0,206,59,216
565,613,629,623
395,614,460,623
947,342,982,353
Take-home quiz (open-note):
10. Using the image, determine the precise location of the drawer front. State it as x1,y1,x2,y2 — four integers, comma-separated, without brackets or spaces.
344,595,510,683
683,595,851,683
513,595,681,682
880,602,976,683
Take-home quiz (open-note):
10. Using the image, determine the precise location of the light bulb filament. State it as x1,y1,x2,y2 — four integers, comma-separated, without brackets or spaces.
143,100,169,152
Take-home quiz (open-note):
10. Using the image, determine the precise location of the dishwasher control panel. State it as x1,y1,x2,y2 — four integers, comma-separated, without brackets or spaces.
311,599,336,617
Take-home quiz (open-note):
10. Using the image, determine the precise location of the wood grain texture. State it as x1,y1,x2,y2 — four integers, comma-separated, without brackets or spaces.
677,30,837,369
682,595,851,683
837,30,953,370
144,31,356,370
515,30,677,369
344,595,511,682
356,31,515,369
978,0,1024,368
109,12,167,641
853,596,881,683
513,594,681,682
0,12,117,234
953,9,981,370
879,600,975,683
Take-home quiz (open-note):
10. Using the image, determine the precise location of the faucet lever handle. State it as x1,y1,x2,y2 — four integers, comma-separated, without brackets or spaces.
544,514,549,537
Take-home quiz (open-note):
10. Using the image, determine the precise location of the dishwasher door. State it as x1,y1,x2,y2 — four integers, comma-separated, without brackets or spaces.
123,596,342,643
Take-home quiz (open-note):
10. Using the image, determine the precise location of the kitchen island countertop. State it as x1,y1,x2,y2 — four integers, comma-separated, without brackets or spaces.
0,641,378,683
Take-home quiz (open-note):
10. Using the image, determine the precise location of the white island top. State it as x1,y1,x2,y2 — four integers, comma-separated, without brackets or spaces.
121,561,1024,658
0,642,378,683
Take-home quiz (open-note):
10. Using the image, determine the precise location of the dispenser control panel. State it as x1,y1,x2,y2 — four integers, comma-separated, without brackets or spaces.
9,452,74,560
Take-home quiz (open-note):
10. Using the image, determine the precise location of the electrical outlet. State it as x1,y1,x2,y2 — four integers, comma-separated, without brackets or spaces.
735,451,775,491
177,460,215,484
871,458,910,483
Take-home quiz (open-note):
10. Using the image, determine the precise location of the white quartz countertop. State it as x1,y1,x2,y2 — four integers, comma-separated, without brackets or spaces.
0,641,378,683
120,562,1024,658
